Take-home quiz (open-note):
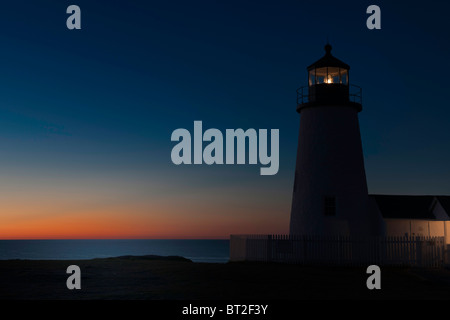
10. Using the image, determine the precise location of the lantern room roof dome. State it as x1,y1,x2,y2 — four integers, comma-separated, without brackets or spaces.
307,44,350,71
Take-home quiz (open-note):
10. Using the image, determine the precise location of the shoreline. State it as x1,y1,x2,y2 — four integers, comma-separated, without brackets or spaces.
1,255,450,300
0,239,230,263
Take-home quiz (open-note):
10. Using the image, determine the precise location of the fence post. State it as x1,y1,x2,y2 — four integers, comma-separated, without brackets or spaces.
415,236,422,267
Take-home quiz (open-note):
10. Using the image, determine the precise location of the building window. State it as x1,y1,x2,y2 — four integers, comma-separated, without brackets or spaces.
324,196,336,216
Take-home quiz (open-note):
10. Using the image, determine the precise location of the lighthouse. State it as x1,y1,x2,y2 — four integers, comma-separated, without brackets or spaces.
290,44,382,236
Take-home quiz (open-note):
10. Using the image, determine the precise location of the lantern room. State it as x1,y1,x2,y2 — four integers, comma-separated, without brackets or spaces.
308,44,349,86
297,44,362,112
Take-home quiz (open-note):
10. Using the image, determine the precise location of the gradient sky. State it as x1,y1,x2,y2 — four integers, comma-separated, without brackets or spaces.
0,0,449,239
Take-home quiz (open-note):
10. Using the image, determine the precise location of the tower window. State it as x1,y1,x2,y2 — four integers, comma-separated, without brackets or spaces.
324,196,336,216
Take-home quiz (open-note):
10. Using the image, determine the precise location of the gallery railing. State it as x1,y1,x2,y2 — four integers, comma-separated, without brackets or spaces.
296,84,362,105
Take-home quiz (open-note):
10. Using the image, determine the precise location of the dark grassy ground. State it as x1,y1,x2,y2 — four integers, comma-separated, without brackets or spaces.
1,256,450,300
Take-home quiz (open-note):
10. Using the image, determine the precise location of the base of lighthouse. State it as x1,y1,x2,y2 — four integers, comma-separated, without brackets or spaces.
289,105,383,236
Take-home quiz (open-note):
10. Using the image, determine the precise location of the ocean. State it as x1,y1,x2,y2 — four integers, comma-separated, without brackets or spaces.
0,239,230,263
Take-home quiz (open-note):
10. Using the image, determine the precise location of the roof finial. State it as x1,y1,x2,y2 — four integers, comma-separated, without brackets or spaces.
324,42,332,55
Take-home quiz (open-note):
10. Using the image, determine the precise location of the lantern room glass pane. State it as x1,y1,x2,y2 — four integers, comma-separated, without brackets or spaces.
315,67,327,84
309,70,315,86
340,69,348,85
328,67,340,84
313,67,348,85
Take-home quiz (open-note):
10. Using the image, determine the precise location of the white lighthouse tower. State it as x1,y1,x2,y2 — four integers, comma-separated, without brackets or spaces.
290,44,382,236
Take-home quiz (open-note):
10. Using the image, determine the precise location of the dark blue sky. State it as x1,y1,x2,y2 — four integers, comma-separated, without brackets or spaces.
0,0,449,237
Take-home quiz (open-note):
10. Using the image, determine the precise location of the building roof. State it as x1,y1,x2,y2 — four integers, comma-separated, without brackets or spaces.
370,195,436,219
307,44,350,71
437,196,450,214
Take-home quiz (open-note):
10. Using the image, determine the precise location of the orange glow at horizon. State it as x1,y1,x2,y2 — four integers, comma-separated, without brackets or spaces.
0,168,291,239
0,199,289,240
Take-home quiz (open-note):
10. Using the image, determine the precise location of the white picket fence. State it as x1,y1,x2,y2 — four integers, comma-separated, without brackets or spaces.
230,234,446,267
